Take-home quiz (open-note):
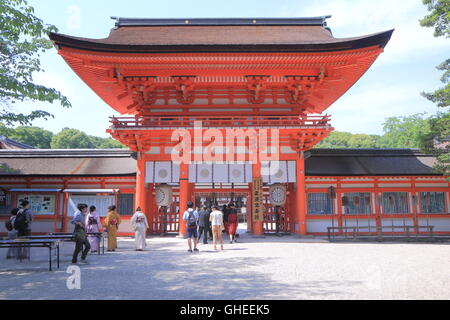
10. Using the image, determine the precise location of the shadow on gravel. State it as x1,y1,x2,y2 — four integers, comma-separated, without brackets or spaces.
0,239,359,300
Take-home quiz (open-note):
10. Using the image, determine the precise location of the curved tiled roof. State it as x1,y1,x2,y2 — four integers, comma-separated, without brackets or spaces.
49,17,393,53
0,148,442,177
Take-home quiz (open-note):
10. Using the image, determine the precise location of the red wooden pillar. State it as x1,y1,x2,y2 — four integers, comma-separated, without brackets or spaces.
135,157,147,213
374,181,381,235
252,161,263,235
337,179,343,233
247,183,253,233
62,192,69,232
296,152,307,235
178,162,189,237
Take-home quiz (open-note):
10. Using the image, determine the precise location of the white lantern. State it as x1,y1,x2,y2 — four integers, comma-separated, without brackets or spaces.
155,184,173,207
269,183,287,206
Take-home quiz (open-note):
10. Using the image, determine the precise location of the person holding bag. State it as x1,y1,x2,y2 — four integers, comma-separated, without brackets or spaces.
104,205,121,251
71,203,91,264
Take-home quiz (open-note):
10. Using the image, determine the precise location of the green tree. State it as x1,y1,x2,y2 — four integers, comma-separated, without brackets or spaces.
97,138,126,149
51,128,95,149
347,134,379,148
0,0,71,126
379,114,431,148
419,0,450,175
315,131,353,148
7,126,53,148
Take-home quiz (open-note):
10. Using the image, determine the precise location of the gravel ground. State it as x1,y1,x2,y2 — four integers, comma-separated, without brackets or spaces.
1,225,450,300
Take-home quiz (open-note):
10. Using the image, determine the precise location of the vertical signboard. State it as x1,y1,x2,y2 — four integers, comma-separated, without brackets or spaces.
252,177,264,222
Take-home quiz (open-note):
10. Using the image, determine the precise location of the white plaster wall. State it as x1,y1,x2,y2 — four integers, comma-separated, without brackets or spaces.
419,218,450,232
306,219,334,233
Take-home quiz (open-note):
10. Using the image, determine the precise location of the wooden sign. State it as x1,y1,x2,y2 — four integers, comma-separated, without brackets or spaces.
252,177,264,222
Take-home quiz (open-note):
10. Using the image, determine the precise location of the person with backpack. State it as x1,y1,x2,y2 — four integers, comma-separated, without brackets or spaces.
131,207,149,251
85,205,102,253
71,203,91,264
104,205,121,251
15,200,32,260
182,201,199,253
5,208,19,259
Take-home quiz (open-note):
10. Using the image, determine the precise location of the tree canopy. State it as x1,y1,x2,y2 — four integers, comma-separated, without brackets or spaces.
418,0,450,176
0,0,71,126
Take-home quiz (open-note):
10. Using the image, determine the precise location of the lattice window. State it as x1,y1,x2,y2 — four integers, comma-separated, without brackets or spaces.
383,192,409,214
343,192,371,214
118,193,134,216
308,192,333,215
420,192,446,214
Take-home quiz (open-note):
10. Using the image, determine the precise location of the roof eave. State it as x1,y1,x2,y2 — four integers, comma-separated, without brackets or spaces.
49,29,394,54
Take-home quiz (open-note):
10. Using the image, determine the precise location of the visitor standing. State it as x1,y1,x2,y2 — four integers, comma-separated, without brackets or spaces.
182,201,199,253
71,203,91,264
131,207,149,251
197,205,211,244
5,208,19,259
210,205,224,250
85,205,102,253
104,205,121,251
227,202,238,243
15,200,32,260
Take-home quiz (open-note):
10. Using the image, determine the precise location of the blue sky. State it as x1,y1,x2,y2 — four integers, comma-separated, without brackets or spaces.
17,0,450,138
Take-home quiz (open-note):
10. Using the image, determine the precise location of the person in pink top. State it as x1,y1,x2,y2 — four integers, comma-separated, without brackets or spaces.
85,205,102,253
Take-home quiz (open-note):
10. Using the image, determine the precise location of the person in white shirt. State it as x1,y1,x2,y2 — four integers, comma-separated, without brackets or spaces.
209,205,224,250
131,207,149,251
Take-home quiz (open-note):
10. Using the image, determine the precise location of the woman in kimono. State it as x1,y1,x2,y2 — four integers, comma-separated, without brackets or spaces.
131,207,149,251
104,205,121,251
85,205,102,253
6,208,19,259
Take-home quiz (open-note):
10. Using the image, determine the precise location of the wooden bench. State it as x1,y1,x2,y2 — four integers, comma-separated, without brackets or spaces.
327,225,434,241
0,239,60,271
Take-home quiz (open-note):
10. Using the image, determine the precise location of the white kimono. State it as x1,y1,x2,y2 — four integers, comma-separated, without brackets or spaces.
131,211,149,250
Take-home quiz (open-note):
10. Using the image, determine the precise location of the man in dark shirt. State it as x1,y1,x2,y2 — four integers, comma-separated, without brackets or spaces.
197,206,211,245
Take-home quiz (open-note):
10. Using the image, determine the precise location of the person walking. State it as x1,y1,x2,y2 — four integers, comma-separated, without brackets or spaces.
104,205,121,252
222,204,230,236
210,205,224,250
227,202,238,243
6,208,19,259
71,203,91,264
197,205,211,245
15,200,33,260
131,207,149,251
182,201,199,253
85,205,102,253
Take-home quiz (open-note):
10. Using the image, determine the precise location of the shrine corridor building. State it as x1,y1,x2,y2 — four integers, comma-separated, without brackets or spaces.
0,17,449,237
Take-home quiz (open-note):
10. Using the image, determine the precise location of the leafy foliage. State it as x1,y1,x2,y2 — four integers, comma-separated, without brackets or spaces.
0,0,71,126
419,0,450,176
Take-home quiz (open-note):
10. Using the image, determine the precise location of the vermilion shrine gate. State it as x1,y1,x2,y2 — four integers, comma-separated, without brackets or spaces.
50,17,393,236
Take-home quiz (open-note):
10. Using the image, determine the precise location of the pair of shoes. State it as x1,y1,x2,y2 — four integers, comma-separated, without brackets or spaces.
230,240,233,244
203,242,208,245
220,246,224,250
193,248,199,252
188,249,193,253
